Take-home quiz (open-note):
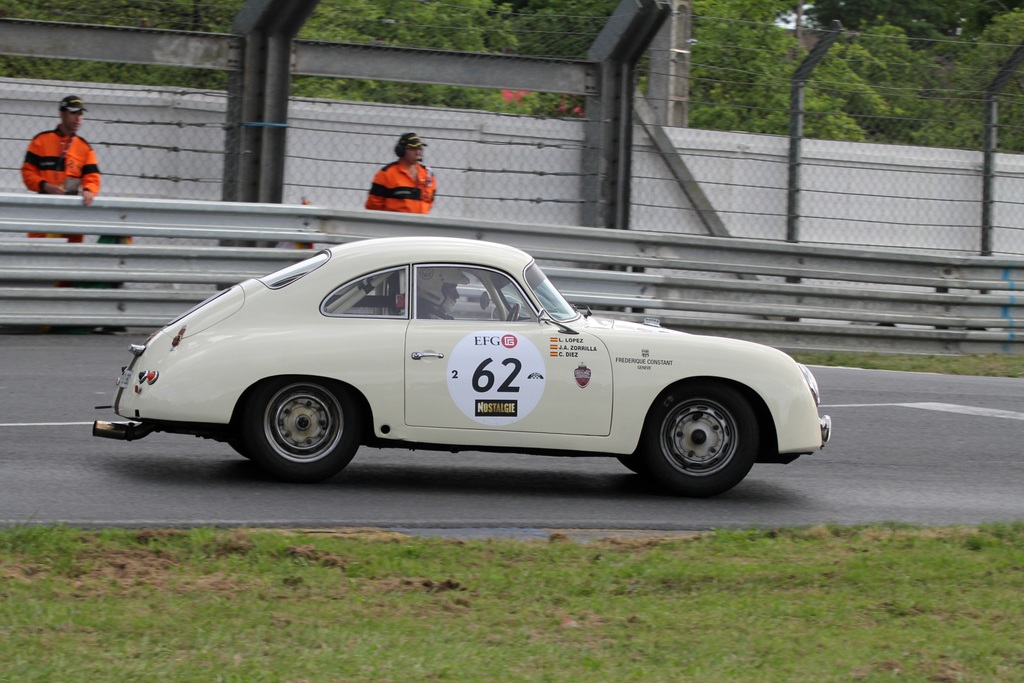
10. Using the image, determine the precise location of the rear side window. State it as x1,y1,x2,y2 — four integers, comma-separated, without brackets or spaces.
321,267,408,318
259,250,330,289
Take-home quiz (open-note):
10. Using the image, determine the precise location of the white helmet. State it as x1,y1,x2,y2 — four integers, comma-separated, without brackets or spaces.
418,267,470,317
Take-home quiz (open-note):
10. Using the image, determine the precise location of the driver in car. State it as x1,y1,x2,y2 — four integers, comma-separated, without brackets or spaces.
416,267,470,319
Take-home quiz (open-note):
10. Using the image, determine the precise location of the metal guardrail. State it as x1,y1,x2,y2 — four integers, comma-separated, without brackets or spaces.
1,193,1021,354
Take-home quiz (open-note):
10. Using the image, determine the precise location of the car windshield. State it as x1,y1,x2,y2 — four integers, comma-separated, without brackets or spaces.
525,263,578,322
259,250,330,289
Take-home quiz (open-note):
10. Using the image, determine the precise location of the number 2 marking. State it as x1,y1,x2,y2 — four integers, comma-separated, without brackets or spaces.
498,358,522,393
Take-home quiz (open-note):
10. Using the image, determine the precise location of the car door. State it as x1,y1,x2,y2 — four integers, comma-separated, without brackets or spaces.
404,264,612,436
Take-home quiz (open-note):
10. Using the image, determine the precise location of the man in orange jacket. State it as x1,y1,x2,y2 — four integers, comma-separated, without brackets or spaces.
22,95,103,244
23,95,102,218
23,96,127,306
365,132,437,214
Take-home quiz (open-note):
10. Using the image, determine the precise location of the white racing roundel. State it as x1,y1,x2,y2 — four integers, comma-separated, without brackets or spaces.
446,331,546,426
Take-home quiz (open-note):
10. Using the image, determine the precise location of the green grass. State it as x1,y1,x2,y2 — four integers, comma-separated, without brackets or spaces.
791,351,1024,378
2,525,1023,682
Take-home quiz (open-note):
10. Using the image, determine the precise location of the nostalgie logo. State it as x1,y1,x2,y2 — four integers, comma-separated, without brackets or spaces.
574,363,592,388
475,399,518,417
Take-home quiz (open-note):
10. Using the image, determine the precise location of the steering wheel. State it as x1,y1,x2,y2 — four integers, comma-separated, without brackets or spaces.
506,302,521,321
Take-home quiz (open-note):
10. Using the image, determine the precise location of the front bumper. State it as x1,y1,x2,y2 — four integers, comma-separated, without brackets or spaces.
820,415,832,446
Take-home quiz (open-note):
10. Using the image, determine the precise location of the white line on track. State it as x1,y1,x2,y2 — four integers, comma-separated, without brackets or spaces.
822,402,1024,421
0,421,94,427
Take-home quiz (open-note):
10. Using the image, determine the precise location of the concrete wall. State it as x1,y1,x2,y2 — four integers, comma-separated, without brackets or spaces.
633,127,1024,254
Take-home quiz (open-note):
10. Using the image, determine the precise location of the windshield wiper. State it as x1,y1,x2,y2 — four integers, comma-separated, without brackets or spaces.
541,314,579,336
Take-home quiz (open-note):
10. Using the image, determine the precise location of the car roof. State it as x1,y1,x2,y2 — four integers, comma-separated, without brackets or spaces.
326,236,536,274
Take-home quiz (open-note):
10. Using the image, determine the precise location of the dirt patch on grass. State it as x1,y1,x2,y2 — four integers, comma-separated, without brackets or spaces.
1,532,262,596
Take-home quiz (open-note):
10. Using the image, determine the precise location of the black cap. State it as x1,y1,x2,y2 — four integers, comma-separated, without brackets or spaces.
398,132,425,149
59,95,87,113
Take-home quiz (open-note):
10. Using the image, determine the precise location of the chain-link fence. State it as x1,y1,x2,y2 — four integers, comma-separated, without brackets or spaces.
0,79,228,202
1,1,1023,255
0,79,591,228
635,6,1024,255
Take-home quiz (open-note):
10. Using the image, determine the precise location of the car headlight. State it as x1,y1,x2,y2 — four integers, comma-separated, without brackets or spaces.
797,363,821,406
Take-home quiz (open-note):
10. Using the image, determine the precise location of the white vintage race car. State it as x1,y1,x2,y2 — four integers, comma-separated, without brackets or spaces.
94,236,831,497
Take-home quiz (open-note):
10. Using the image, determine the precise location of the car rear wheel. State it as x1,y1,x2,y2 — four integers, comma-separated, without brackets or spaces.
243,378,362,483
226,439,252,459
640,382,758,497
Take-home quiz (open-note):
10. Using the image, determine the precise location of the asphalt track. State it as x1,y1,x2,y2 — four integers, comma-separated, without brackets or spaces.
2,333,1023,533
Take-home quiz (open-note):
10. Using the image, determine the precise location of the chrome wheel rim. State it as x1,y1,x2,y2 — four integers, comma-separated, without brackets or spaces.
263,384,343,463
658,398,737,477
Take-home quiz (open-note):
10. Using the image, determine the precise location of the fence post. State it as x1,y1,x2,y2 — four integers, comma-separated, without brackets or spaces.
227,0,320,206
587,0,671,230
786,20,842,244
981,39,1024,256
647,0,691,128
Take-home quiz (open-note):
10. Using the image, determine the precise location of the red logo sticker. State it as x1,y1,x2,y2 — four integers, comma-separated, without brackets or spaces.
171,326,186,348
574,363,592,389
501,334,517,349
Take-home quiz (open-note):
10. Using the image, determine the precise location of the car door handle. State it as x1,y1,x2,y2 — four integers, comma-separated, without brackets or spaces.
411,351,445,360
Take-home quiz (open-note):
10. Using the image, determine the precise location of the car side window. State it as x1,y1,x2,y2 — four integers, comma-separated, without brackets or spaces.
414,265,535,322
321,267,408,318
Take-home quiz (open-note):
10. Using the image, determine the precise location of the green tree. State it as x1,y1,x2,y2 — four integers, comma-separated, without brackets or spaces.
689,0,870,138
0,0,239,90
292,0,519,111
687,0,798,134
810,11,1024,151
688,0,1024,151
813,24,956,146
504,0,615,58
945,9,1024,151
293,0,609,115
300,0,516,53
0,0,241,31
806,0,1024,41
956,0,1024,37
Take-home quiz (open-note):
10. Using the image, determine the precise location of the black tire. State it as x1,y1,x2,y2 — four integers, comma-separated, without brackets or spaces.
242,378,362,483
226,439,252,459
615,450,650,476
640,382,758,497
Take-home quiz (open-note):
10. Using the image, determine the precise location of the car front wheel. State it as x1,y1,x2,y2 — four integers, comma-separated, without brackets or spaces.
640,382,758,497
243,378,362,483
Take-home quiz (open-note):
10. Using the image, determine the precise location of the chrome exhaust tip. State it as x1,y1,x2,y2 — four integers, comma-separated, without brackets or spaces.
92,420,156,441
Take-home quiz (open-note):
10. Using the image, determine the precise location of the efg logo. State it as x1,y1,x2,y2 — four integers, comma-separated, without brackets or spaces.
474,335,501,346
474,334,518,348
